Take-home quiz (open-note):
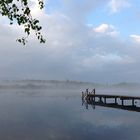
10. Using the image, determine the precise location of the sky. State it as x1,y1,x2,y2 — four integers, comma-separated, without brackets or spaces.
0,0,140,83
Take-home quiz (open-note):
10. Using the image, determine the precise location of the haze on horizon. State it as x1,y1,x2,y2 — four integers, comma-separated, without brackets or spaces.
0,0,140,83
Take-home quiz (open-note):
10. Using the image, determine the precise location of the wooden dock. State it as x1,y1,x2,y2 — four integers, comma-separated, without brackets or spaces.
82,89,140,112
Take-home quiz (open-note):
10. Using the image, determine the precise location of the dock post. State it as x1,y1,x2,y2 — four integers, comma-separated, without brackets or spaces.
115,98,117,104
94,88,95,94
82,92,84,100
86,102,88,109
86,89,89,95
104,97,106,103
94,88,95,101
88,92,91,101
121,99,124,106
99,97,102,102
132,99,135,106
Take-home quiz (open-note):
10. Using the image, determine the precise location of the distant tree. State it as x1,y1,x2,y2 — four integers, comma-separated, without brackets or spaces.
0,0,46,45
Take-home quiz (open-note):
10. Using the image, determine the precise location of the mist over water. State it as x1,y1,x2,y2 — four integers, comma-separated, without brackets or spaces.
0,80,140,140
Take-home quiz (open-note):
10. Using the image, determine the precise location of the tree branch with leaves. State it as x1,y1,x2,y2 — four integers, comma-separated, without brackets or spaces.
0,0,46,45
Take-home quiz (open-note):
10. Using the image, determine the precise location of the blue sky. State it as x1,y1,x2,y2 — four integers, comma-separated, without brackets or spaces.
46,0,140,37
0,0,140,83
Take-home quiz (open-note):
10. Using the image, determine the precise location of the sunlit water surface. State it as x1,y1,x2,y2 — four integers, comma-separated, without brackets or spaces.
0,87,140,140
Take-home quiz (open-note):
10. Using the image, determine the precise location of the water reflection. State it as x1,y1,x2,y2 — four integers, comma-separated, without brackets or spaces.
0,90,140,140
82,97,140,112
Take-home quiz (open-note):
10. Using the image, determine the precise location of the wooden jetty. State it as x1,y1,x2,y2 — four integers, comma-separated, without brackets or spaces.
82,89,140,112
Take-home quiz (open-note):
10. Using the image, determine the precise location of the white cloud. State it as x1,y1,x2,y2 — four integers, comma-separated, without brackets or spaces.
94,24,110,33
130,35,140,44
93,23,119,37
79,53,134,71
108,0,130,13
0,13,138,82
0,0,140,83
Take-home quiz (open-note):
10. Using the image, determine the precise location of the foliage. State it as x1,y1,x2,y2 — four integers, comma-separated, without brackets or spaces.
0,0,46,45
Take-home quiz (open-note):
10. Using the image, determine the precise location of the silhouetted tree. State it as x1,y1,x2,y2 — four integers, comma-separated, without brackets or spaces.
0,0,46,45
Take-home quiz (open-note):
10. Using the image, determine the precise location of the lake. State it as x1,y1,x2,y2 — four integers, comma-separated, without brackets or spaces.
0,81,140,140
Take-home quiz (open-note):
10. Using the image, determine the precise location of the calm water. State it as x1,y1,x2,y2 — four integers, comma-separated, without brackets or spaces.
0,88,140,140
